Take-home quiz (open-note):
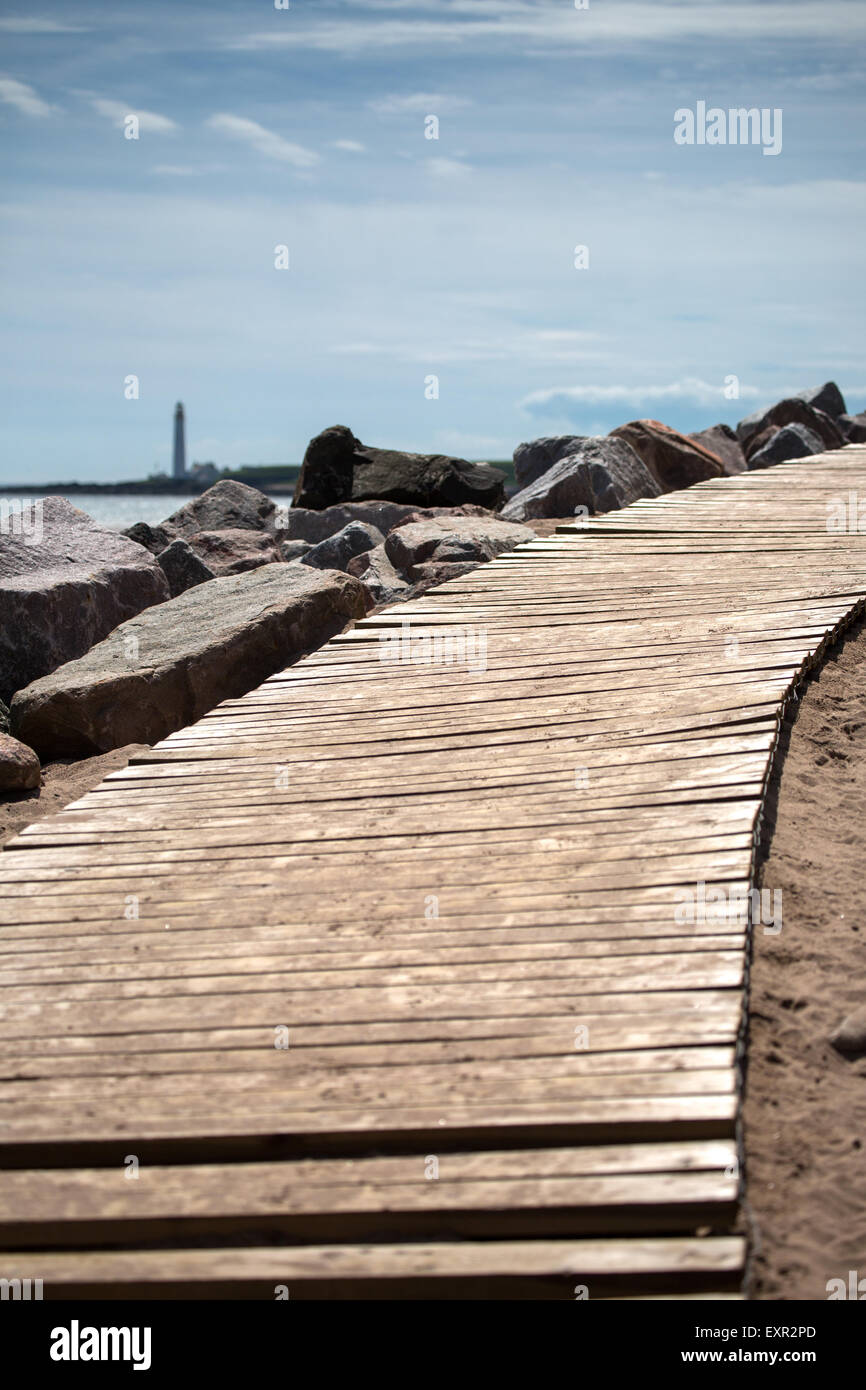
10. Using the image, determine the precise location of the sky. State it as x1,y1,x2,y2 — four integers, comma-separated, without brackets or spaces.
0,0,865,483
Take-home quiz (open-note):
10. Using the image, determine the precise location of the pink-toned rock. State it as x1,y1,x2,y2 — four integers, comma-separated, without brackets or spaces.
609,419,725,491
0,732,40,791
186,529,279,575
0,497,169,703
11,564,367,759
385,514,534,572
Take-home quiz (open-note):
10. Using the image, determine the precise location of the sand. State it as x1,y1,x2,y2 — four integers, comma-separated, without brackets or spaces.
0,744,149,847
744,617,866,1300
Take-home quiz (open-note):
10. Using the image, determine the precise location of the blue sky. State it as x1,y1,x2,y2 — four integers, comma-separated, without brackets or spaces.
1,0,865,482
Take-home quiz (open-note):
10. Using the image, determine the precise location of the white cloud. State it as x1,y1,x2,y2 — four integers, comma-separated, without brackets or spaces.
0,77,53,118
0,18,88,33
206,114,319,167
426,156,473,178
89,97,177,133
333,139,366,152
228,2,866,54
332,329,603,365
521,378,765,415
370,92,473,115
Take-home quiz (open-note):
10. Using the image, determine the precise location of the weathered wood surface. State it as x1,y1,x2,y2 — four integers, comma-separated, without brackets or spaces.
1,446,865,1298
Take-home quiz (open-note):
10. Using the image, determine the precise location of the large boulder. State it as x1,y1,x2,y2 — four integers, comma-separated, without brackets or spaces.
747,423,824,470
608,419,725,491
300,521,384,573
501,437,660,522
513,436,586,490
689,424,747,476
293,425,506,511
0,732,40,791
162,480,278,538
792,381,847,419
0,497,169,704
736,397,845,452
384,514,534,574
185,529,280,576
157,539,215,597
11,564,367,760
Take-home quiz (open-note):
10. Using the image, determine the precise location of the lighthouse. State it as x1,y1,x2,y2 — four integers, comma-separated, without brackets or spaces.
172,402,186,479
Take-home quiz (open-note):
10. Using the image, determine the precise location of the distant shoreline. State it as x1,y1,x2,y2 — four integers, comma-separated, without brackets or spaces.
0,480,298,496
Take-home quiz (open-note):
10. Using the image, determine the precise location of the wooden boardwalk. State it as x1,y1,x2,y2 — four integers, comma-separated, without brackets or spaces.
1,446,865,1298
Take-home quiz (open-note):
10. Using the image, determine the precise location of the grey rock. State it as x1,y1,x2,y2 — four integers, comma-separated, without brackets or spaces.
513,436,586,490
501,437,661,522
300,521,384,572
747,423,824,470
123,521,176,554
162,480,278,537
346,544,411,606
186,529,279,575
736,397,845,450
838,412,866,444
277,538,313,561
293,424,506,511
285,500,491,545
11,564,367,760
0,698,9,734
830,1006,866,1054
0,731,40,791
384,514,534,573
0,497,169,704
157,539,215,597
689,424,747,476
793,381,847,419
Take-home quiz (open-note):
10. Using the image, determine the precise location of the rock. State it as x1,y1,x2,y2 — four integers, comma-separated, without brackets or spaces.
513,436,586,490
689,424,747,476
736,397,845,451
384,514,534,573
609,419,726,491
11,564,367,760
747,423,824,470
501,437,661,522
0,732,40,791
286,500,491,545
300,521,384,572
830,1006,866,1054
839,412,866,444
157,539,215,597
278,538,313,561
293,425,506,511
0,497,169,704
743,425,778,462
793,381,847,419
162,480,278,537
185,529,280,576
409,561,486,592
122,521,175,555
0,699,9,734
347,545,411,606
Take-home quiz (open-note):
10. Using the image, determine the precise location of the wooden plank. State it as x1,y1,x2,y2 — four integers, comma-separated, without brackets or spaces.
0,1237,746,1298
